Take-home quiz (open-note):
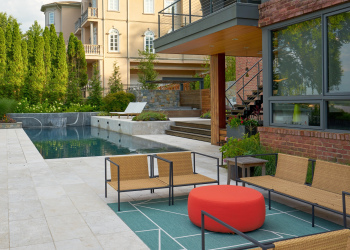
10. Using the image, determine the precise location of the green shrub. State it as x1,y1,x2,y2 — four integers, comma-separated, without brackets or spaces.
220,134,278,176
132,111,167,121
101,91,135,112
0,98,17,117
64,103,97,112
97,111,109,116
15,98,65,113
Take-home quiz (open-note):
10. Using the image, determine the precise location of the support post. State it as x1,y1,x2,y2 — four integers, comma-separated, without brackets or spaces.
210,54,226,145
189,0,192,23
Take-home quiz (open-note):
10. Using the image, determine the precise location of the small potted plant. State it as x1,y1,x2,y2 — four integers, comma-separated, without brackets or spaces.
226,115,258,139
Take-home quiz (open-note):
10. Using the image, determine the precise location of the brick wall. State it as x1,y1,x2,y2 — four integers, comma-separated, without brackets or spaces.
259,0,350,27
235,57,262,105
259,127,350,164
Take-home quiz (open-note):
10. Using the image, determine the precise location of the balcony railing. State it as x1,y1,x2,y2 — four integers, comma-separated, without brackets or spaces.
84,44,101,55
82,7,98,24
75,18,81,33
158,0,261,38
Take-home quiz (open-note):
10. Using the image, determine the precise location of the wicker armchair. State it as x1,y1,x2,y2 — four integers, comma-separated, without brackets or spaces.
105,154,172,211
152,151,219,204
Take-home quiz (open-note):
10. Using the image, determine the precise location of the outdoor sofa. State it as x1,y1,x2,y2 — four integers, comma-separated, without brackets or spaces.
201,210,350,250
234,153,350,227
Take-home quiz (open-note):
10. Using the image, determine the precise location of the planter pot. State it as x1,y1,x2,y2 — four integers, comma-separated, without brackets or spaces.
0,122,22,129
226,125,257,139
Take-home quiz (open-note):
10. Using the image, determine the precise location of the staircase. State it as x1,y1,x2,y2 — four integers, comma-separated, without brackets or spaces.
165,121,211,142
226,58,263,120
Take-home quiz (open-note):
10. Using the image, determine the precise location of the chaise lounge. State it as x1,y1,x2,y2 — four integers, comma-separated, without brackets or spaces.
110,102,147,119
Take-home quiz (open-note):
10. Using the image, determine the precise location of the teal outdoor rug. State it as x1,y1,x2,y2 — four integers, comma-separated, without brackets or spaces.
108,195,343,250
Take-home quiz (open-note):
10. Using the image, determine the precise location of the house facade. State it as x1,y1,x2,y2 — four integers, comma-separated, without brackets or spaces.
41,0,207,93
154,0,350,163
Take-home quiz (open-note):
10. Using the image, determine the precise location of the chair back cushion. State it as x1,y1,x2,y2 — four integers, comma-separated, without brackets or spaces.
109,155,149,181
312,160,350,194
275,153,309,184
156,152,193,177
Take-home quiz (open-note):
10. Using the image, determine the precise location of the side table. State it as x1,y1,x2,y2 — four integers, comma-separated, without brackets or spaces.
226,157,268,185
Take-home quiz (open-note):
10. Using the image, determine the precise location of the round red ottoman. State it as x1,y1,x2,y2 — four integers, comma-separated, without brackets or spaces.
188,185,265,233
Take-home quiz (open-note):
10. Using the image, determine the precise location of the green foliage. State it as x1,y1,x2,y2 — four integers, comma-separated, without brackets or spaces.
65,74,81,105
225,56,236,82
75,38,88,88
67,33,77,76
97,111,109,116
15,98,65,113
132,111,167,121
220,134,277,176
200,110,211,119
64,103,97,112
6,21,23,100
228,115,258,128
101,91,135,112
21,40,28,76
87,63,103,108
0,12,17,31
25,21,43,40
49,24,57,67
42,27,51,85
54,32,68,101
0,28,6,97
137,49,159,89
108,60,123,93
0,98,17,116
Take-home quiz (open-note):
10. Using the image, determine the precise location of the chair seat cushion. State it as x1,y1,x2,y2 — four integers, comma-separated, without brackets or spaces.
158,174,216,186
109,178,168,191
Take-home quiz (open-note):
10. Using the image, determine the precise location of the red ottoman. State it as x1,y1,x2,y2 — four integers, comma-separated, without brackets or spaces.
188,185,265,233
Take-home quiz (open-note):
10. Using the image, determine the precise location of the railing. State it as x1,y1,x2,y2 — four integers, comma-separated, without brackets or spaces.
226,58,263,109
82,7,98,23
158,0,261,38
84,44,101,55
75,18,81,33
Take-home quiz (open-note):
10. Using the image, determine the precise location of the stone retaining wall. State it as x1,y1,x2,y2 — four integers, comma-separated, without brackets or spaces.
129,89,180,110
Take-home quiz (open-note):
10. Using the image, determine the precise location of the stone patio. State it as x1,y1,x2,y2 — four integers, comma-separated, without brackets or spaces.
0,126,225,250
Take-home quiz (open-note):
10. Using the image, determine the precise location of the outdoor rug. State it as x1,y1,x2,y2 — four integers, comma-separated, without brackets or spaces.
108,195,343,250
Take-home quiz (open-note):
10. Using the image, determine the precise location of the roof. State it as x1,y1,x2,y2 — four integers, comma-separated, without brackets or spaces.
41,1,81,12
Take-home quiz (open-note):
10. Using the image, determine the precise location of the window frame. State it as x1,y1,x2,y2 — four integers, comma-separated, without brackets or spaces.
108,0,119,11
164,0,177,14
108,28,119,52
263,3,350,132
48,12,55,25
144,0,154,14
144,30,155,53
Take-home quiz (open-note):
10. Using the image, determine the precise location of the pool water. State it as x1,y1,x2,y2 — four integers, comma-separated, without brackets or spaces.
24,126,185,159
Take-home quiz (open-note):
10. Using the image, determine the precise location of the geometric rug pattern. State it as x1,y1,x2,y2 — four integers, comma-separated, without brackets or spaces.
108,195,343,250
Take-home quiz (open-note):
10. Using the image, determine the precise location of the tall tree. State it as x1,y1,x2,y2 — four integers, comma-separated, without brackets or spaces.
0,12,17,32
55,32,68,101
43,27,51,86
137,49,159,90
49,24,57,68
0,28,6,97
25,20,43,39
108,60,123,93
67,33,77,77
20,39,27,99
75,39,88,88
6,21,23,100
28,35,45,103
5,24,12,62
87,63,103,108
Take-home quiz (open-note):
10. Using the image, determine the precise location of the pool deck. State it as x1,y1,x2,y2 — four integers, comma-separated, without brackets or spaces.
0,118,346,250
0,118,225,250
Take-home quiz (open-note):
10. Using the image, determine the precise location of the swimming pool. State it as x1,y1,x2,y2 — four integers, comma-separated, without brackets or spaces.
24,126,185,159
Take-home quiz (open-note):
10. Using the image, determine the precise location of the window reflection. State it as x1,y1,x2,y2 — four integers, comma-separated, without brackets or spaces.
328,101,350,130
272,18,322,96
328,11,350,93
272,103,320,126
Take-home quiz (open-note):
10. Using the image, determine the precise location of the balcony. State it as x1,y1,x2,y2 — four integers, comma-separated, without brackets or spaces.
82,7,98,24
75,18,81,34
84,44,102,56
155,0,262,57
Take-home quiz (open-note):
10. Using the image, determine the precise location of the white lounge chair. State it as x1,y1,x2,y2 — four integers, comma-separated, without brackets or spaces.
110,102,147,119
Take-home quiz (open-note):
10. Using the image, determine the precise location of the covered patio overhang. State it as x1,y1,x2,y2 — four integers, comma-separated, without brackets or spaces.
154,2,262,145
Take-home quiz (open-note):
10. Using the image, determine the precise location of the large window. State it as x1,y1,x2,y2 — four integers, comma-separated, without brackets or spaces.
49,12,55,25
272,18,322,96
109,0,119,11
144,30,155,53
268,6,350,131
109,29,119,52
327,11,350,93
144,0,154,14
